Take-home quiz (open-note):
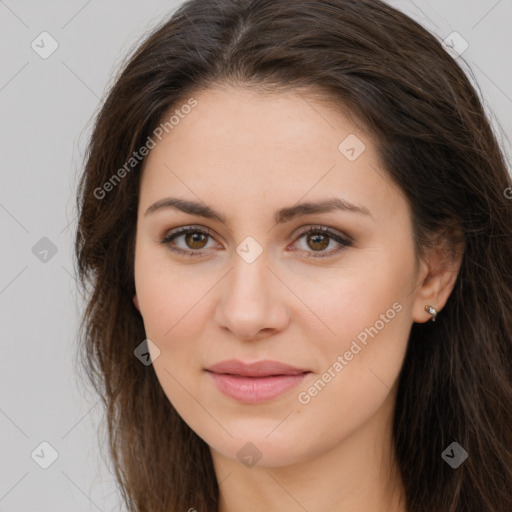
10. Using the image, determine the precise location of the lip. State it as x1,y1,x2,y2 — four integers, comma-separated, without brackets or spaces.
205,359,311,404
206,359,310,377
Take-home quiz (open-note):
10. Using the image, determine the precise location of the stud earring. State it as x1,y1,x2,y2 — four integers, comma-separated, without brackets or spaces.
425,305,438,322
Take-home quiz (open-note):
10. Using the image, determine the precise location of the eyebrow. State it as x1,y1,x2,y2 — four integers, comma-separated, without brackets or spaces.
144,197,372,224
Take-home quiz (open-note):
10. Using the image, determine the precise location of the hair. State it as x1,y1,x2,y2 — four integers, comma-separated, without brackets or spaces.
74,0,512,510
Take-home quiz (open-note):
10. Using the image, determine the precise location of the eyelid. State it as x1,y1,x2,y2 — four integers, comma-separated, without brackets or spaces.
161,224,217,241
291,224,352,243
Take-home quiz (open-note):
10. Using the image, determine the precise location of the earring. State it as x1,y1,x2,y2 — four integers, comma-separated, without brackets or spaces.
425,305,438,322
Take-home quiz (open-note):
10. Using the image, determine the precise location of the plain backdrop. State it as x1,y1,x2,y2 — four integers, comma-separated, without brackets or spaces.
0,0,511,510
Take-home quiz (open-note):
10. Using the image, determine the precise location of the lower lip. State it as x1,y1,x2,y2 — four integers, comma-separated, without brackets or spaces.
207,371,309,404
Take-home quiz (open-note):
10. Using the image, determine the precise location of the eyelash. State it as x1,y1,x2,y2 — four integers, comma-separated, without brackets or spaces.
160,224,352,259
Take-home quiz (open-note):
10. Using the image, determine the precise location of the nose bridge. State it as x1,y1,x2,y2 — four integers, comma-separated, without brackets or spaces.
215,239,289,339
227,240,273,308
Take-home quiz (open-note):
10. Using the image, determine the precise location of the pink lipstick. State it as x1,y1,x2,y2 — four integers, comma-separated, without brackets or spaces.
205,359,310,404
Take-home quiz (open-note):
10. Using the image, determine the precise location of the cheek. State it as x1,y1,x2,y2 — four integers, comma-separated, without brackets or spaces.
134,242,209,341
292,246,415,418
291,266,412,454
134,248,213,421
302,248,415,355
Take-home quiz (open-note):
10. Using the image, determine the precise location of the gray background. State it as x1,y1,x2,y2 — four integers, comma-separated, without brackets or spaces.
0,0,511,510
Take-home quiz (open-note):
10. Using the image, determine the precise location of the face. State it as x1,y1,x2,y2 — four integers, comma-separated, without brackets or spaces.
133,85,425,468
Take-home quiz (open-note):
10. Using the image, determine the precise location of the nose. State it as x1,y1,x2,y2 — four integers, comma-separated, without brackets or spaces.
214,249,290,341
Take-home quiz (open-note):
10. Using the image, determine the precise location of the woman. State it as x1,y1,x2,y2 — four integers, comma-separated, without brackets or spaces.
74,0,512,510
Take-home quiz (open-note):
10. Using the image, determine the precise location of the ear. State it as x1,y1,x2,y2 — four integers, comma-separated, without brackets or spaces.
412,237,464,323
133,294,140,311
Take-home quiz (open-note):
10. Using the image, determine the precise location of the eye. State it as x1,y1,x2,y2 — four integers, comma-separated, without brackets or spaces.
160,224,352,259
289,225,352,258
160,225,218,257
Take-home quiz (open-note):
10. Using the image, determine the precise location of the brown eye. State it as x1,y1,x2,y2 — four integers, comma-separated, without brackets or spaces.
291,225,352,259
184,232,208,250
160,226,217,257
306,233,330,251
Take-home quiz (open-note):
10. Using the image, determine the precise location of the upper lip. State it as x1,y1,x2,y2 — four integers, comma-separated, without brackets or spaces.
206,359,310,377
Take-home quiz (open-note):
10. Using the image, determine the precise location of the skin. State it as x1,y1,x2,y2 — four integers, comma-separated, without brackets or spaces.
132,85,461,512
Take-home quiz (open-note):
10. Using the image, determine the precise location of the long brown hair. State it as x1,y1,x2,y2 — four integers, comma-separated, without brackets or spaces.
74,0,512,510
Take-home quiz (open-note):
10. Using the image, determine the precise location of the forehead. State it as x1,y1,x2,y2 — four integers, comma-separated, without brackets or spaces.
139,85,405,222
156,85,371,156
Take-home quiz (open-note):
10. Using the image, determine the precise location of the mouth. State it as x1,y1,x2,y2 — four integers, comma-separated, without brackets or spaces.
205,359,311,404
